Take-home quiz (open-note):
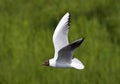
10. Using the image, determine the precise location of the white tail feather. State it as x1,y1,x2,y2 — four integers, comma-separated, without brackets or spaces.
71,58,84,70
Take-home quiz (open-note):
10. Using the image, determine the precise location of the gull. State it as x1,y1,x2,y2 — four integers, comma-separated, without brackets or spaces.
41,12,85,70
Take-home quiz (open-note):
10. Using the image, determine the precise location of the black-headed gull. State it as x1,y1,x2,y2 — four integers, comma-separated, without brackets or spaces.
42,12,85,70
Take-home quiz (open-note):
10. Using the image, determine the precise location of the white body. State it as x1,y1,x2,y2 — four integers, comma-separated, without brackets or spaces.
49,58,84,69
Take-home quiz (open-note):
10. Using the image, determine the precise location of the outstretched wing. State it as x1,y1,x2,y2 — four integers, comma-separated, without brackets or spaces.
56,38,84,63
53,12,70,60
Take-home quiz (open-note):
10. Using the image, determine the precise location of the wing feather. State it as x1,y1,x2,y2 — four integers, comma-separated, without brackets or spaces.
57,38,84,63
53,12,70,60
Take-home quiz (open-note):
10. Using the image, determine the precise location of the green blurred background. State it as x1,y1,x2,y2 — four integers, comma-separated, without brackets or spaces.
0,0,120,84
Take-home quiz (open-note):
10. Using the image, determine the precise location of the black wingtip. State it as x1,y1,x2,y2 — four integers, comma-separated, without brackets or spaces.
77,38,84,44
80,37,85,42
70,38,85,50
68,13,71,26
67,12,70,14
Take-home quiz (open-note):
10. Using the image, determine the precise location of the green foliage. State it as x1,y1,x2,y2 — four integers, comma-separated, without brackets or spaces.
0,0,120,84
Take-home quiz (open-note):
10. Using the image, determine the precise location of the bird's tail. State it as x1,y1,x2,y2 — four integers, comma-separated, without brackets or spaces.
71,58,84,70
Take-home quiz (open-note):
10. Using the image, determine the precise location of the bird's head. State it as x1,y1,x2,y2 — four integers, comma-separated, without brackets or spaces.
41,60,49,66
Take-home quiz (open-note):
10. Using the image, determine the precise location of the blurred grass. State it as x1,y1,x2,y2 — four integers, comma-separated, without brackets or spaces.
0,0,120,84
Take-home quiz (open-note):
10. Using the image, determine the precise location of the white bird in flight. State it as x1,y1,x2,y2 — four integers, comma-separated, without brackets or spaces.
41,12,85,70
